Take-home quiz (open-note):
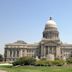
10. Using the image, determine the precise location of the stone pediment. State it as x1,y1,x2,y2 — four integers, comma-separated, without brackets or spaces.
43,41,60,46
45,42,57,46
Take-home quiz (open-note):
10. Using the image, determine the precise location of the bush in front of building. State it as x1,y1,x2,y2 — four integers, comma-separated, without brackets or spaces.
35,59,65,66
0,54,3,62
23,57,36,65
12,57,65,66
35,59,53,66
66,57,72,64
35,60,47,66
12,57,36,66
12,59,20,66
46,60,54,66
52,59,65,66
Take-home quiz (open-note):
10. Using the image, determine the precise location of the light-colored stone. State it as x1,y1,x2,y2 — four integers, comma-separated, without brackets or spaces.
0,70,7,72
47,54,54,61
4,17,72,62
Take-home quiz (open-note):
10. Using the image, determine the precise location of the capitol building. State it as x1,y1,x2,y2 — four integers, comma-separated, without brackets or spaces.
4,17,72,61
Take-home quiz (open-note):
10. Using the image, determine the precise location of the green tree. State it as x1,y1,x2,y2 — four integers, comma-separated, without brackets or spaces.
0,54,3,62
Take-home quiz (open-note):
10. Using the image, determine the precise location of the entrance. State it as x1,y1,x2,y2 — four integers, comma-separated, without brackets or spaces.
45,46,56,57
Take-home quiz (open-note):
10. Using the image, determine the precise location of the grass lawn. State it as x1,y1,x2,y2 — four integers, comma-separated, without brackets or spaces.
0,65,72,72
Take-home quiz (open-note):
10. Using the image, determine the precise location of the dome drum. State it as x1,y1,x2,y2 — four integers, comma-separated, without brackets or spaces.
43,31,59,39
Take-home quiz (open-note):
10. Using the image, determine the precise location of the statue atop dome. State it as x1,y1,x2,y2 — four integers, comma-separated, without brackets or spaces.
49,17,53,20
45,17,57,28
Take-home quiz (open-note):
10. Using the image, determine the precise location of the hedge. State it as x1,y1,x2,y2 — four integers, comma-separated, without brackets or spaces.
12,57,65,66
12,57,36,66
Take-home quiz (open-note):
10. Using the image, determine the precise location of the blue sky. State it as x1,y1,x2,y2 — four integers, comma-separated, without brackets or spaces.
0,0,72,54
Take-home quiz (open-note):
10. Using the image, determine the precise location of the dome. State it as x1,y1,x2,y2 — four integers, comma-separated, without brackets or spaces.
15,40,27,44
46,17,57,28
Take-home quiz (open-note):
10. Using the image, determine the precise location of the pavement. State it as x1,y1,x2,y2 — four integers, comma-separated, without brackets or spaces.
0,70,7,72
0,63,12,66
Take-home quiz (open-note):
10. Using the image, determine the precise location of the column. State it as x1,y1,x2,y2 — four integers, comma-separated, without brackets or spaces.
48,47,49,54
41,44,44,58
12,49,13,58
15,50,17,58
7,49,10,58
56,46,61,59
20,49,23,57
10,49,13,61
7,49,11,61
13,49,15,57
24,49,27,56
44,47,46,58
52,47,54,54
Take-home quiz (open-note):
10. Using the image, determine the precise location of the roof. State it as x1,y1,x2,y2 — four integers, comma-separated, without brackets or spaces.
45,17,57,28
14,40,27,44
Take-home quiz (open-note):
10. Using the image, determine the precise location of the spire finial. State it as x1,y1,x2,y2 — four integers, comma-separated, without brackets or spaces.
49,17,52,20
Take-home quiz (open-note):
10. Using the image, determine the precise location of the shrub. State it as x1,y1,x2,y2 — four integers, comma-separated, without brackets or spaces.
40,58,46,61
66,57,72,64
12,59,21,66
12,57,65,66
35,59,53,66
12,57,26,66
35,60,46,66
12,57,36,66
53,60,65,66
46,60,53,66
0,54,3,62
23,57,36,65
34,58,65,66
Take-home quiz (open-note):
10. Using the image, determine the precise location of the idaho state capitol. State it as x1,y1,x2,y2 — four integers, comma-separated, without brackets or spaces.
4,17,72,61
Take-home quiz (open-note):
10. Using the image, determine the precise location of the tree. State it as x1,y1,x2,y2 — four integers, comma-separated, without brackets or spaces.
0,54,3,62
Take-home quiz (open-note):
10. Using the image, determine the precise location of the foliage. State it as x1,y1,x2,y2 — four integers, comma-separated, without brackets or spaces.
53,59,65,66
12,57,36,66
35,59,65,66
13,57,65,66
0,54,3,62
35,60,46,66
35,59,53,66
40,58,47,61
46,60,54,66
66,57,72,64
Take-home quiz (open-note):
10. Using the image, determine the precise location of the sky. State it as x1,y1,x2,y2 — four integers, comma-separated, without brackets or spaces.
0,0,72,55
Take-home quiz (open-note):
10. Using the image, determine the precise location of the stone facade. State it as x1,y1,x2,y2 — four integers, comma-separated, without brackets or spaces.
4,17,72,61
